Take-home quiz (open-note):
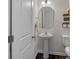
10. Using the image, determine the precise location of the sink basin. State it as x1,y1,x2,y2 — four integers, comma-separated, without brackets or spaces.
39,32,53,38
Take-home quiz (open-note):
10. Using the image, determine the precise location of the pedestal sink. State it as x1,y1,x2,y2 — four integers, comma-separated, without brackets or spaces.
39,32,53,59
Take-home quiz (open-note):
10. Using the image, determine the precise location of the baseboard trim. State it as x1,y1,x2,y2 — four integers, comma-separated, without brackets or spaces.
37,49,66,56
35,53,66,59
49,51,66,56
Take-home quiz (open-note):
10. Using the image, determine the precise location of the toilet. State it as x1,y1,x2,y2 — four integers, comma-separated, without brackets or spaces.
65,47,70,56
62,35,70,59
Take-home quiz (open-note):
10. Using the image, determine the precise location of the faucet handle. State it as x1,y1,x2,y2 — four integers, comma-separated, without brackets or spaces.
45,32,47,34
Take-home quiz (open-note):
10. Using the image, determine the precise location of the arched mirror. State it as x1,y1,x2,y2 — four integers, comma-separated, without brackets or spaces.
38,7,54,29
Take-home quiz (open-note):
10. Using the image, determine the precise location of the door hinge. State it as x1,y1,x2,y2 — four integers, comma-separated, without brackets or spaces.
8,35,14,43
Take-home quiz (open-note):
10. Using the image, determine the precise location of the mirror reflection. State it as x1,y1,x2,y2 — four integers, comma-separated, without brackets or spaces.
38,7,54,29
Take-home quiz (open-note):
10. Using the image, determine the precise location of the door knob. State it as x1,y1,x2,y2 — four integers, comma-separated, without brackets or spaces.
32,36,35,38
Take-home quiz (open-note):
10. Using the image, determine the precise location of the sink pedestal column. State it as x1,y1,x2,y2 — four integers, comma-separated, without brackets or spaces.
39,32,53,59
43,38,49,59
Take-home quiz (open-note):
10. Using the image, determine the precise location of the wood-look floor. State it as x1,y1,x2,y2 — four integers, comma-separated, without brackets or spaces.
35,53,66,59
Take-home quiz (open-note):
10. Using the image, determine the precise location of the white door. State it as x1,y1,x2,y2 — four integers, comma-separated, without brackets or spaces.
12,0,34,59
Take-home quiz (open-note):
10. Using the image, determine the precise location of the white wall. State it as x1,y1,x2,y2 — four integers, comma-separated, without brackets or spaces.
36,0,70,56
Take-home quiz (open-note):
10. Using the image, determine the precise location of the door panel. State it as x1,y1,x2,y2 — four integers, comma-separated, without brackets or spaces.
22,40,34,59
19,33,32,51
12,0,34,59
12,0,32,40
